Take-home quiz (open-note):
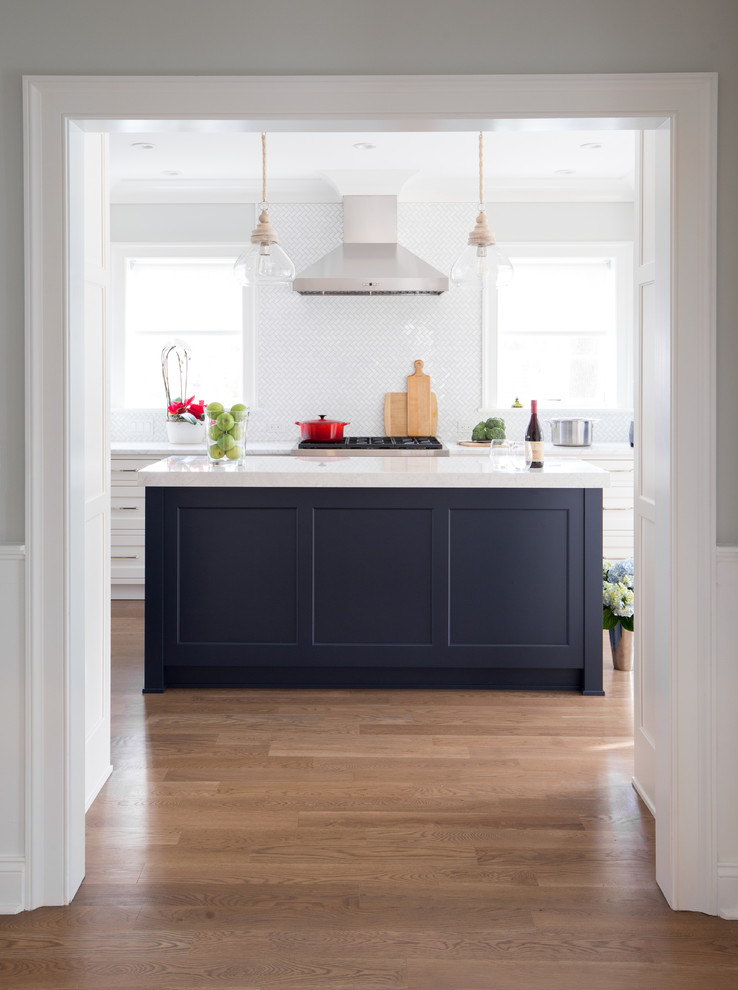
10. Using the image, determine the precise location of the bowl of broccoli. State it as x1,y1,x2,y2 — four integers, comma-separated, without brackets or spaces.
471,417,506,443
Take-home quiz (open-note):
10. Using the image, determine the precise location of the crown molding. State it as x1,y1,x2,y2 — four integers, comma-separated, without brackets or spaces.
110,175,634,205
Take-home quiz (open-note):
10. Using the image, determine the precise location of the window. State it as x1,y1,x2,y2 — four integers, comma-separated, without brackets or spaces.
112,245,254,409
483,243,633,409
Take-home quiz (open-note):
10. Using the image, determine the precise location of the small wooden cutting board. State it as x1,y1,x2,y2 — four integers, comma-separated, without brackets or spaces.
384,392,438,436
406,360,432,436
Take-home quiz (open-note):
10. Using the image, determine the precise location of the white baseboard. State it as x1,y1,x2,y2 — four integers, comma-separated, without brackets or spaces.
718,863,738,920
0,859,26,914
632,776,656,818
85,764,113,813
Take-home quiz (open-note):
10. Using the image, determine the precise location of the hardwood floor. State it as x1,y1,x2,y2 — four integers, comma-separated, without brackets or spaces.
1,601,737,988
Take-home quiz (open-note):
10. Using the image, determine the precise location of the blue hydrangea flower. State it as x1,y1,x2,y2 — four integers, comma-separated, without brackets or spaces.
603,557,635,630
607,558,634,587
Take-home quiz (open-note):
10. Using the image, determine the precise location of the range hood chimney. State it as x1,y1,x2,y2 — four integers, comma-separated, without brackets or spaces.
293,194,449,296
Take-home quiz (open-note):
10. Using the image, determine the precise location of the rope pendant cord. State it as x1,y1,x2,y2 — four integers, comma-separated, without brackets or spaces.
262,132,267,205
250,132,279,244
467,131,493,248
479,131,484,208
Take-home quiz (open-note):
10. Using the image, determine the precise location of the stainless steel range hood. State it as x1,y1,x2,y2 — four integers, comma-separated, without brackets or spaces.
293,195,449,296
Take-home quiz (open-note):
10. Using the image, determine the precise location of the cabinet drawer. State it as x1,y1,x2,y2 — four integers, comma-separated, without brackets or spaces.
111,533,145,582
599,470,634,489
603,507,633,532
111,457,158,486
111,483,145,500
111,558,145,582
604,537,634,560
603,489,634,509
586,459,634,483
112,495,145,529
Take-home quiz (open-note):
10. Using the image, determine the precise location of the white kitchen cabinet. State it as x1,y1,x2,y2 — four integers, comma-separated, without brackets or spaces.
587,455,634,561
538,445,634,560
110,533,145,582
111,454,154,598
111,444,206,597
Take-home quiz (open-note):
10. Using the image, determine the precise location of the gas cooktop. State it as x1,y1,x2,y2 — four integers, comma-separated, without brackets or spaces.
294,436,449,456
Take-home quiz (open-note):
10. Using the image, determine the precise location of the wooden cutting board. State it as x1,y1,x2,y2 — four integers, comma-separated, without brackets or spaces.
384,392,438,436
406,360,432,436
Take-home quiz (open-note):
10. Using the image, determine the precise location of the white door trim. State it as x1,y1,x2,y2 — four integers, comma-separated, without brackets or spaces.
22,73,717,911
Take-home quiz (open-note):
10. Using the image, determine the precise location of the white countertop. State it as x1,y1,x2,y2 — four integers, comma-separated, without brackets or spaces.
444,441,632,458
115,439,632,459
140,454,609,489
112,440,293,457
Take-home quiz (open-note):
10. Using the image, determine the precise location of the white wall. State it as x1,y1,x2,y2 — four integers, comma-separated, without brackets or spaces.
110,200,635,442
110,201,636,246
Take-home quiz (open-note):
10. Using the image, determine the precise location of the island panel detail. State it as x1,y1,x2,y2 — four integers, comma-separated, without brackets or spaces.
145,486,603,695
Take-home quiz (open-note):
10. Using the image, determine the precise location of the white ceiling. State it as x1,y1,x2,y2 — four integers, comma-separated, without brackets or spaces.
110,129,635,181
109,128,637,202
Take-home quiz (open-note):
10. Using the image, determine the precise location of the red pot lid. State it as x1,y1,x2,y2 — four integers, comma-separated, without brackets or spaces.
298,414,349,425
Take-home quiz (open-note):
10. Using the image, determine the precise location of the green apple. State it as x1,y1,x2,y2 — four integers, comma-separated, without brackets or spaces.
216,412,235,432
208,424,223,441
229,423,245,441
206,401,224,418
209,443,225,460
225,443,243,460
230,403,248,422
217,433,235,452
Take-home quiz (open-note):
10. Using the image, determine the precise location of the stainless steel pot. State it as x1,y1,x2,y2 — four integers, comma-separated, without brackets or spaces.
547,417,597,446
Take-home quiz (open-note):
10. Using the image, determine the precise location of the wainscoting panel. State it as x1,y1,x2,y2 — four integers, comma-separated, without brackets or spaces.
716,546,738,919
0,546,25,913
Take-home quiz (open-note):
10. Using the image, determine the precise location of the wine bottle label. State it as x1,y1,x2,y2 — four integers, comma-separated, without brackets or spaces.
526,440,545,466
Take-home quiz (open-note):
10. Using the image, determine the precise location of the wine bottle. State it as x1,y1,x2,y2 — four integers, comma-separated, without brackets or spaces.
525,399,544,469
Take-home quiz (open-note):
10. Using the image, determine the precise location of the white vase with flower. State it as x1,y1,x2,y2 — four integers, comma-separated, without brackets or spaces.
603,557,635,671
162,345,206,443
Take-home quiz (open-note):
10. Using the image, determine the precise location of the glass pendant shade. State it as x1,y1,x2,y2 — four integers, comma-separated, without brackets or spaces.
234,133,295,287
452,132,513,290
451,242,514,288
234,239,295,286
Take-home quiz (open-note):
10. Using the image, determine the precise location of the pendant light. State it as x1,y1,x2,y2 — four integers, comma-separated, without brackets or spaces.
234,133,295,286
451,132,513,288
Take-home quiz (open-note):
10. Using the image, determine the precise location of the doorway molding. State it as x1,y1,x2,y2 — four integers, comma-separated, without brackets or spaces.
22,73,717,911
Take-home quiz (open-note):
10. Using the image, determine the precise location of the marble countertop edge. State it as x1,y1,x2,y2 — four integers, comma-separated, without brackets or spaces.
139,454,610,489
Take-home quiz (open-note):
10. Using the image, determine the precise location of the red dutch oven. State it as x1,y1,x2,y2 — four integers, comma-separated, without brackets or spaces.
295,414,350,442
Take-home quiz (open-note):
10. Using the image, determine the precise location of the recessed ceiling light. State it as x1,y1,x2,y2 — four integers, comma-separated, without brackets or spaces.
580,142,603,150
353,142,376,150
555,169,575,175
131,142,155,150
162,170,181,176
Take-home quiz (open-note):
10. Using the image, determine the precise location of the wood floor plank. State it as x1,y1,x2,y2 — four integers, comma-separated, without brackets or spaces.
2,600,737,990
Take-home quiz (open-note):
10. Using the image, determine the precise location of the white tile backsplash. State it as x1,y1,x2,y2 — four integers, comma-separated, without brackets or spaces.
112,202,633,445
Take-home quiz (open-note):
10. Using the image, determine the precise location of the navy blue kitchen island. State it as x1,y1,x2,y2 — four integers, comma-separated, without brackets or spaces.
141,455,608,695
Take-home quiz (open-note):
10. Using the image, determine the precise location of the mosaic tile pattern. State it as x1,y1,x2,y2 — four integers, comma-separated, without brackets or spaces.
114,202,633,445
254,202,481,440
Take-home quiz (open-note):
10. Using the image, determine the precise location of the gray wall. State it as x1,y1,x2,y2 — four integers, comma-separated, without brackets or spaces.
1,0,737,540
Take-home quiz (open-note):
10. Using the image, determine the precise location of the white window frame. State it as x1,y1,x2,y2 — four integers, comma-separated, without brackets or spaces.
481,241,634,411
111,242,257,410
